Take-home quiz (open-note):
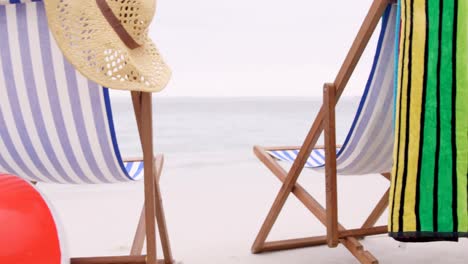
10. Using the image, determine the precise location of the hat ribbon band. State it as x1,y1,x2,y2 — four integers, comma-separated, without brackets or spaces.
96,0,141,49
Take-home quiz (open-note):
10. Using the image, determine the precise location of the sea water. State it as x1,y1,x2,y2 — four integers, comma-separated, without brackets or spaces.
111,96,361,165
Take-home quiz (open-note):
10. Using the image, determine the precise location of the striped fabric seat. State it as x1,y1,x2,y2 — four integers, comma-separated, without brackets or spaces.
268,5,397,175
268,148,339,168
0,1,144,183
0,0,41,4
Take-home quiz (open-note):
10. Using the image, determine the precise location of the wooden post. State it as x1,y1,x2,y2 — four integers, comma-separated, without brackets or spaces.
324,83,339,247
132,92,158,264
131,156,168,257
153,156,174,264
142,93,158,264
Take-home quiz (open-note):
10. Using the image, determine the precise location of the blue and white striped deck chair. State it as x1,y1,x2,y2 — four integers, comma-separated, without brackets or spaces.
0,1,173,263
252,1,397,263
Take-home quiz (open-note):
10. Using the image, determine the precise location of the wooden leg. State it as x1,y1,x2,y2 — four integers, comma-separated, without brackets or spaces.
153,155,174,264
361,173,391,230
362,188,390,229
154,155,164,182
131,155,166,256
253,146,381,263
324,83,339,248
71,255,168,264
131,206,146,256
251,176,297,253
132,91,174,264
381,172,391,181
71,256,147,264
285,180,381,264
72,93,174,264
139,92,158,264
71,157,172,264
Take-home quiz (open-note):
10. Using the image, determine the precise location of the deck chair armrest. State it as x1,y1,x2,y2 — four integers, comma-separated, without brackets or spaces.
123,154,164,163
123,157,144,162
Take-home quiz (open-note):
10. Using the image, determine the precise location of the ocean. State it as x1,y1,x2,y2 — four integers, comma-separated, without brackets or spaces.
110,96,361,161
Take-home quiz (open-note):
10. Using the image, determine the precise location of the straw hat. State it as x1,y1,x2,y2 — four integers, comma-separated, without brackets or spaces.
44,0,171,92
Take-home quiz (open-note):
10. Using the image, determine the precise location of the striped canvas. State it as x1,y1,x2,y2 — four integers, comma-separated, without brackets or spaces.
0,1,41,4
268,149,335,168
0,1,144,183
389,0,467,241
268,4,397,176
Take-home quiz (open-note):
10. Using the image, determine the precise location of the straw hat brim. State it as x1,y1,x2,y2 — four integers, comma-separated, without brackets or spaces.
44,0,171,92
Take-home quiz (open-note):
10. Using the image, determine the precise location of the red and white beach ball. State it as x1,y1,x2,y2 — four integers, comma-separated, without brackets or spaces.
0,173,68,264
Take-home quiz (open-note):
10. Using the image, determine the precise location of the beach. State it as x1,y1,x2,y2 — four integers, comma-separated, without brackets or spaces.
36,97,467,263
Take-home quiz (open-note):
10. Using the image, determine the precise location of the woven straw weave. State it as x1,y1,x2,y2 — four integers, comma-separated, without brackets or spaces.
44,0,170,92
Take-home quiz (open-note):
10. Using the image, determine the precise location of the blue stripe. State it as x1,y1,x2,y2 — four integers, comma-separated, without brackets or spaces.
292,149,315,167
133,162,144,178
338,79,394,173
272,151,290,163
363,138,394,174
307,151,322,166
0,111,28,178
102,88,132,180
35,3,92,183
0,6,38,181
336,5,392,159
270,152,283,162
0,5,53,182
0,2,132,183
281,150,297,162
336,5,395,166
7,0,42,3
17,4,74,182
273,151,285,161
314,149,325,160
267,6,396,173
393,1,401,128
125,161,133,172
38,0,125,183
86,81,129,182
292,149,321,166
271,149,330,168
63,61,112,183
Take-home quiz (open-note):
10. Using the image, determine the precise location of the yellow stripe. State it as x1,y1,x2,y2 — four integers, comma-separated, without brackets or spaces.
390,2,406,233
403,0,427,232
392,0,412,232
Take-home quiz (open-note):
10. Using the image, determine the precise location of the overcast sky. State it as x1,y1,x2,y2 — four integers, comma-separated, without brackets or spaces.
142,0,383,97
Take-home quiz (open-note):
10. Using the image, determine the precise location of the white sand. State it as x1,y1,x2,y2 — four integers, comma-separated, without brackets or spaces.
39,151,467,263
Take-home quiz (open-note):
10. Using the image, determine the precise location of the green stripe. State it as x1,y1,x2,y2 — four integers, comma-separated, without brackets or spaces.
437,0,455,232
456,0,468,232
419,0,440,232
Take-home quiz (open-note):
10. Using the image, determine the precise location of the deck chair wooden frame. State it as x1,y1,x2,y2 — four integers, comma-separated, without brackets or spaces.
251,0,396,263
13,96,172,264
70,92,174,264
0,1,173,263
